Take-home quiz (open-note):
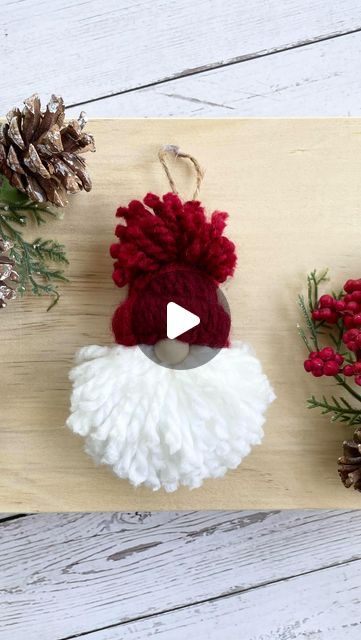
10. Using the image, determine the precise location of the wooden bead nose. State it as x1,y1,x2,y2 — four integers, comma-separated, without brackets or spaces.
154,339,190,365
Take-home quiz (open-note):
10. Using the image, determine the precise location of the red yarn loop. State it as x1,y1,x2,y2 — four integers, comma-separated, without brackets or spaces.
110,192,237,347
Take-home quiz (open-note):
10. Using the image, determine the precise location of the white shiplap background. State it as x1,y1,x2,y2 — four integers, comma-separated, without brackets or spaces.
1,1,361,638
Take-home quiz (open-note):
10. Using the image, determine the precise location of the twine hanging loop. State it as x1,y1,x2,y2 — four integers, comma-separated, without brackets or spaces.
158,145,204,200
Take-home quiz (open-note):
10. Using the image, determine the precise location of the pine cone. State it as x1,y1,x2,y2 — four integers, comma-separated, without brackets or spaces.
0,94,95,207
0,237,19,308
338,428,361,491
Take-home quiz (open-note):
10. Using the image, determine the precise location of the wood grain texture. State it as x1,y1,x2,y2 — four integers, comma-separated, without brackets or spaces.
2,2,361,638
1,0,361,113
86,563,361,639
68,32,361,117
1,118,361,511
1,510,360,639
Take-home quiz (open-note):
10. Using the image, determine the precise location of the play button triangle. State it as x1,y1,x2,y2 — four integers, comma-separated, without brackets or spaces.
167,302,200,340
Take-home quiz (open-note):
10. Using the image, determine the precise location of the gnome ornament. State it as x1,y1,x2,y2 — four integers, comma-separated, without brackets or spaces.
67,147,275,491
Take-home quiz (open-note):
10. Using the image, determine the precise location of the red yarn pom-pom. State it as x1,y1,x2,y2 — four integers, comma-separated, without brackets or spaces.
111,192,237,288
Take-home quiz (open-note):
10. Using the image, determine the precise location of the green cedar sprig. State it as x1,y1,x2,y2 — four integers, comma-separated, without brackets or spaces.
0,177,68,310
307,395,361,426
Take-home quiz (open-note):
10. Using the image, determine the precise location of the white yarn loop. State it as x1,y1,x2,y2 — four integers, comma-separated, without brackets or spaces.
67,342,275,492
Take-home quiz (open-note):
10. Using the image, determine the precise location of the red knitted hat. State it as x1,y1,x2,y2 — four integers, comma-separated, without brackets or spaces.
110,192,237,347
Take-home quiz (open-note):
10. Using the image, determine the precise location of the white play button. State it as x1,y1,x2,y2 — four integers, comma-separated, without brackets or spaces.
167,302,200,340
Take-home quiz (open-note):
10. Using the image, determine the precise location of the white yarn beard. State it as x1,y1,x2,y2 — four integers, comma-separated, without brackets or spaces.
66,342,275,492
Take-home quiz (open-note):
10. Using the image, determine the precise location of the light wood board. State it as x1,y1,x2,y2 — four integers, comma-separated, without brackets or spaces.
1,0,360,114
72,33,361,118
1,510,360,640
2,118,361,511
2,4,361,638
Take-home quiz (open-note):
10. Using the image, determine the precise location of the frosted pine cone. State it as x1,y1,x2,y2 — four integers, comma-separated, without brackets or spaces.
0,237,18,308
0,94,95,207
338,427,361,491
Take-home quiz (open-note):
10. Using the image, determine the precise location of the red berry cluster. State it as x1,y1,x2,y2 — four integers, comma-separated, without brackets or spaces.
304,348,344,378
342,361,361,386
343,328,361,353
312,295,339,324
312,280,361,328
304,278,361,386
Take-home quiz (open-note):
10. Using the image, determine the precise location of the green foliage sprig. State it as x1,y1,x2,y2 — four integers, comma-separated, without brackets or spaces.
307,395,361,425
0,177,68,310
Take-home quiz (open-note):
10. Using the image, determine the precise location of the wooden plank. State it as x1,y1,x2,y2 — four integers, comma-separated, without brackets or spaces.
83,561,361,640
68,32,361,117
2,118,361,511
1,510,361,639
1,0,361,112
